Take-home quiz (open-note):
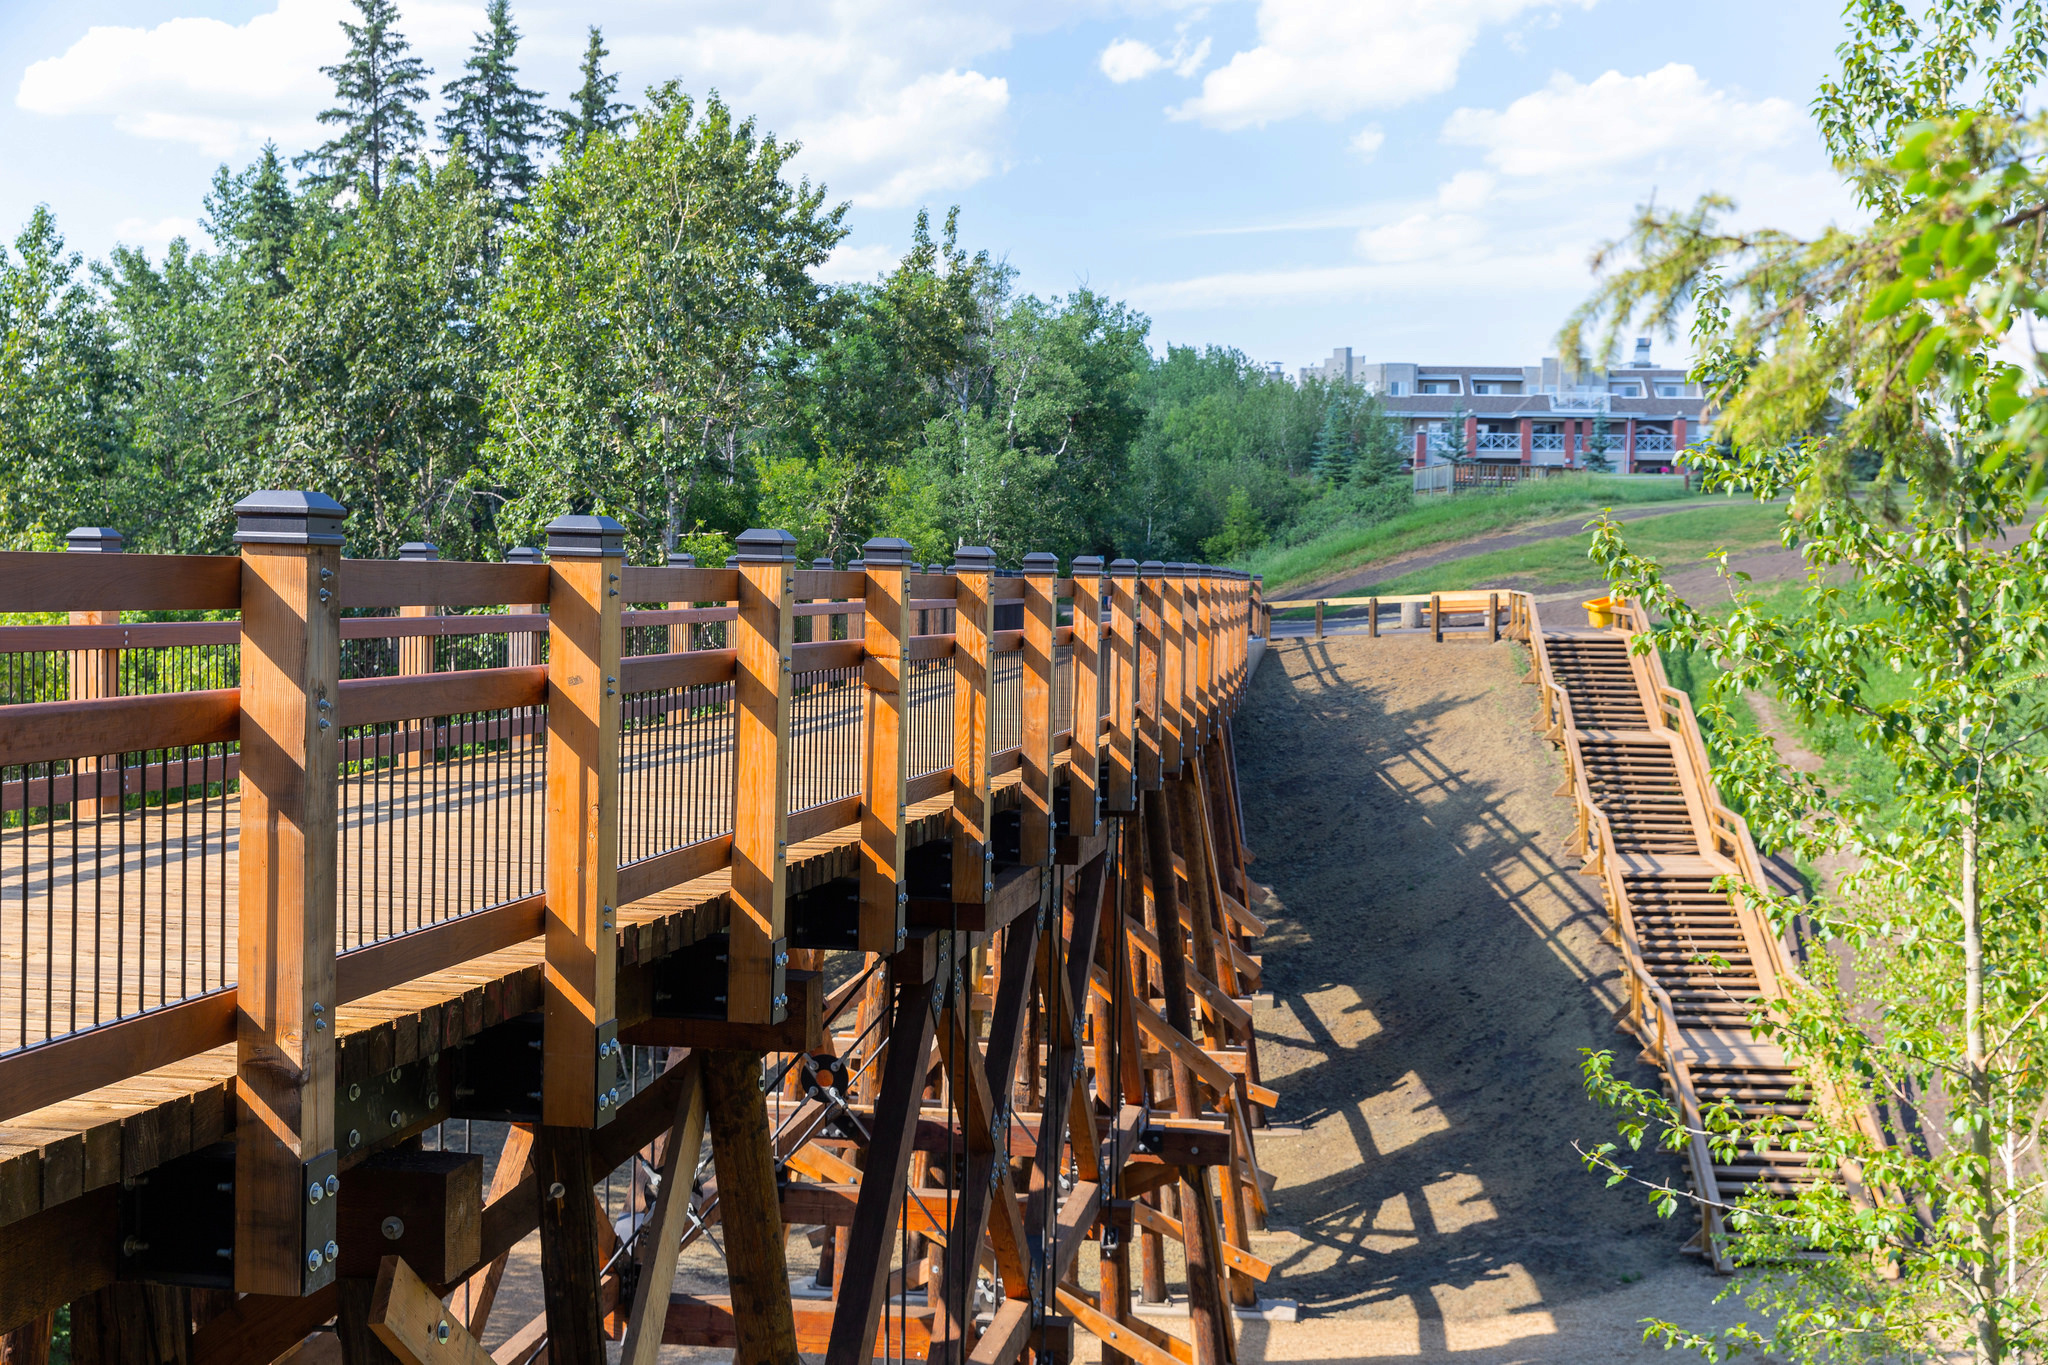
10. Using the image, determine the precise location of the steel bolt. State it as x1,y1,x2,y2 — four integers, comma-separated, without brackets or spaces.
325,1240,339,1262
307,1250,323,1271
548,1182,566,1200
382,1216,405,1240
325,1174,340,1197
308,1181,324,1205
436,1322,451,1345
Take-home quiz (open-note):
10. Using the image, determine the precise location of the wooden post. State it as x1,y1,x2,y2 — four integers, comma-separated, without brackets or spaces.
1431,593,1443,644
1021,551,1057,868
1490,591,1501,642
619,1057,707,1365
1254,576,1267,640
64,527,123,821
1368,596,1379,639
1105,559,1139,815
731,528,796,1024
505,546,544,668
859,537,913,955
951,547,995,907
541,514,626,1126
1194,567,1215,745
1069,556,1105,844
534,1126,605,1365
232,490,343,1297
704,1050,800,1365
666,550,697,654
1314,601,1323,639
396,542,437,677
1159,565,1186,779
1136,563,1165,793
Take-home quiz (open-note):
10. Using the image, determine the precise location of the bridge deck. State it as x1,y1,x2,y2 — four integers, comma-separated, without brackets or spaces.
0,775,1013,1230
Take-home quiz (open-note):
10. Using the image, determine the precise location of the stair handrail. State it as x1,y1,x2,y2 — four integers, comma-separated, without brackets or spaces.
1518,592,1732,1255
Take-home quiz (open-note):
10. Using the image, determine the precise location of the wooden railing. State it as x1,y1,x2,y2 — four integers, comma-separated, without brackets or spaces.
0,494,1256,1298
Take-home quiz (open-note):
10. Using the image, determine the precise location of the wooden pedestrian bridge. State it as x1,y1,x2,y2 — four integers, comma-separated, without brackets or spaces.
0,492,1838,1365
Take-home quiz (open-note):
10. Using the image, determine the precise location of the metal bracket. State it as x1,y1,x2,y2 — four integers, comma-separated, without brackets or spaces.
302,1148,341,1293
594,1017,626,1126
338,1054,447,1155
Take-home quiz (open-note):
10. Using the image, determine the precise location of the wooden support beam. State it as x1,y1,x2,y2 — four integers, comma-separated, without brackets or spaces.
1105,560,1138,814
337,1151,482,1282
860,538,915,954
1136,564,1164,793
730,528,797,1025
1020,551,1057,868
703,1050,799,1365
1067,556,1105,844
1158,566,1185,779
618,1055,706,1365
458,1125,531,1337
534,1125,605,1365
825,945,939,1365
367,1256,491,1365
950,548,995,906
542,514,625,1125
233,490,342,1298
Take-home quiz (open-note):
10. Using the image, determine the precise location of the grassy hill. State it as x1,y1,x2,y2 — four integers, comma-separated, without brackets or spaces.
1246,474,1700,594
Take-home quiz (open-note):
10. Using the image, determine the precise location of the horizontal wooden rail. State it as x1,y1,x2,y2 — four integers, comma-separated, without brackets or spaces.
337,666,548,727
619,566,741,603
341,614,547,640
340,559,549,610
0,689,240,768
0,620,239,650
0,551,242,613
619,648,740,693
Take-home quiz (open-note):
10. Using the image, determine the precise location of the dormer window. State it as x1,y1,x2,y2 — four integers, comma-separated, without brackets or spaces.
1655,383,1683,398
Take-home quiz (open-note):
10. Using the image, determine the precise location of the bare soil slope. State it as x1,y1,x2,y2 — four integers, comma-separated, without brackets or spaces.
1231,634,1753,1360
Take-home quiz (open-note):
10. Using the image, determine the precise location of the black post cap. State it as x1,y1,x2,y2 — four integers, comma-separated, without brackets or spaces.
65,527,123,553
1109,558,1139,577
735,529,797,565
399,541,438,561
846,559,865,571
234,491,347,547
1139,560,1166,575
1070,555,1105,576
860,536,914,567
545,514,625,558
1021,551,1058,575
506,545,543,564
812,556,836,571
667,551,697,567
951,546,996,572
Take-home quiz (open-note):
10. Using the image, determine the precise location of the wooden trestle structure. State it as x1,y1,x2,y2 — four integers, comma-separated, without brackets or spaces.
0,496,1276,1365
1509,594,1879,1267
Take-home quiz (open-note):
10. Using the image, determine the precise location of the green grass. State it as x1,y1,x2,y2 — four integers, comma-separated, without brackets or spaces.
1361,501,1789,595
1249,474,1698,594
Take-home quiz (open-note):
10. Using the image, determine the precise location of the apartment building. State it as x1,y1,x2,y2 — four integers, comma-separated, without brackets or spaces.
1303,339,1708,473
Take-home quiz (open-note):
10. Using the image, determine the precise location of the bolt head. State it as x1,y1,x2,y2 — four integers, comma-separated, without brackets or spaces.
382,1216,405,1240
308,1181,324,1204
325,1174,340,1197
325,1240,339,1261
307,1250,323,1271
549,1182,567,1200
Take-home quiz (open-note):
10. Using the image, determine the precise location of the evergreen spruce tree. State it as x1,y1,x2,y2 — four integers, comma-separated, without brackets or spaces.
1584,407,1614,472
553,26,631,158
298,0,432,201
1436,399,1471,463
205,143,298,296
439,0,547,213
1309,401,1351,486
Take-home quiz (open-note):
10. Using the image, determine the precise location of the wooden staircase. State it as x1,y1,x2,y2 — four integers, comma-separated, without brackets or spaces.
1514,605,1847,1264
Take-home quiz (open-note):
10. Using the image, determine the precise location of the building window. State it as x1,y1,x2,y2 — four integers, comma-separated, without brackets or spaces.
1609,382,1642,398
1655,383,1683,397
1388,381,1405,396
1420,380,1460,394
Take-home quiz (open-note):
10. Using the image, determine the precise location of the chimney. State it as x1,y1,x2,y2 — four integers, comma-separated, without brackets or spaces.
1632,337,1653,368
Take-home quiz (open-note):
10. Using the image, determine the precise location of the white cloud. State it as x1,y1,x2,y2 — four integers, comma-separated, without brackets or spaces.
112,216,204,254
1441,64,1800,177
817,240,902,283
1436,169,1494,211
1098,32,1211,84
1172,0,1591,130
18,0,1052,207
793,69,1010,208
15,0,486,158
1100,38,1167,83
1131,242,1588,310
1349,124,1385,159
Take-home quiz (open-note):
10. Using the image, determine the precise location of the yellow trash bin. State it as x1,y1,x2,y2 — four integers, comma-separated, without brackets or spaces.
1583,596,1616,628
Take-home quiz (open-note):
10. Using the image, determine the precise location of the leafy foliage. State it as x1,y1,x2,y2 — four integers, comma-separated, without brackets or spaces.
1563,7,2048,1362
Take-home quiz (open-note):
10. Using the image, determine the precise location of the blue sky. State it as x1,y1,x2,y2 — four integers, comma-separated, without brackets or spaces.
3,0,1855,372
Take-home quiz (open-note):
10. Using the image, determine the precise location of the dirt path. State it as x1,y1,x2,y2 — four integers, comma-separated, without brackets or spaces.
1215,634,1756,1360
1296,500,1720,599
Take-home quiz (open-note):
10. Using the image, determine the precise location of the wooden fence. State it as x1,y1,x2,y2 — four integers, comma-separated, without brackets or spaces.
0,492,1273,1365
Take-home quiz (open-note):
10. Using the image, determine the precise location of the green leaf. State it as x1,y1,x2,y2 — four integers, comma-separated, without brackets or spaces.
1864,280,1914,320
1906,327,1948,385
